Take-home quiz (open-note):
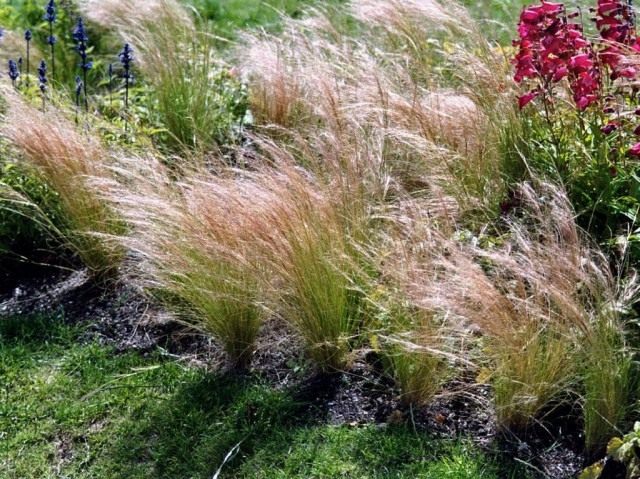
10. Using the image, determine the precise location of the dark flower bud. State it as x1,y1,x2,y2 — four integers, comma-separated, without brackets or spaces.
24,29,32,42
118,43,134,78
601,122,619,134
8,59,19,81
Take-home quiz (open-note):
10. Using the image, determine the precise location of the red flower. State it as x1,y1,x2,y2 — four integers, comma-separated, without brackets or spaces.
513,1,601,111
595,0,640,79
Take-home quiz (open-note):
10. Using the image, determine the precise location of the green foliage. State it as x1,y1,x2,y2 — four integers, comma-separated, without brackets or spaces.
580,422,640,479
185,0,338,40
150,56,249,152
0,157,61,257
509,108,640,261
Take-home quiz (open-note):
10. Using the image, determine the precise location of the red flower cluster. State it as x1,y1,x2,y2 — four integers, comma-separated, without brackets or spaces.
513,1,600,110
514,1,640,156
595,0,640,79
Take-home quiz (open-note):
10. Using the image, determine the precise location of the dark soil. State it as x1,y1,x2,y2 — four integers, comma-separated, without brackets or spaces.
0,267,585,479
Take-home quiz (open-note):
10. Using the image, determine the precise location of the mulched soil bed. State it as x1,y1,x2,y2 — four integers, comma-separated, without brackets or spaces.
0,267,585,479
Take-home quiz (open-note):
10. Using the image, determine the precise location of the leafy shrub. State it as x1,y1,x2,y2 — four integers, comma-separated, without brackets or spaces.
82,0,249,153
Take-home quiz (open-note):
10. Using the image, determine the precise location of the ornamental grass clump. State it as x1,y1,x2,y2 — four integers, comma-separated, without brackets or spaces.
102,141,368,372
394,181,633,444
2,95,123,279
251,157,367,371
101,156,265,369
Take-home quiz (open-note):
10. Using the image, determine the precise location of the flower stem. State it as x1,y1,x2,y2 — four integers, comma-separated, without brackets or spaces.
49,23,55,81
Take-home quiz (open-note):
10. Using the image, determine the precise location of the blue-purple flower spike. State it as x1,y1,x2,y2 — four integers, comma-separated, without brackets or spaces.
38,60,47,93
24,29,32,87
119,43,134,131
73,18,91,110
44,0,56,23
38,60,47,112
44,0,57,79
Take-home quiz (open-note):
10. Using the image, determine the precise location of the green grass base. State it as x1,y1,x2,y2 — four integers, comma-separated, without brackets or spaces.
0,314,531,478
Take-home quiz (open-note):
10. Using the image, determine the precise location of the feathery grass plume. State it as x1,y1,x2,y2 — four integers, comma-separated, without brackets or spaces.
44,0,57,80
241,2,513,221
365,198,465,405
2,92,123,279
102,138,369,371
350,0,515,212
394,181,633,435
240,140,370,371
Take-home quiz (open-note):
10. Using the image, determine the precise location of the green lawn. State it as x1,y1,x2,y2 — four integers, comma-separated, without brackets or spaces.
0,314,531,478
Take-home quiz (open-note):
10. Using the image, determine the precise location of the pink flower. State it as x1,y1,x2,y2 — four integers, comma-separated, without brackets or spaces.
629,142,640,156
519,90,540,109
616,66,637,79
569,54,593,71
